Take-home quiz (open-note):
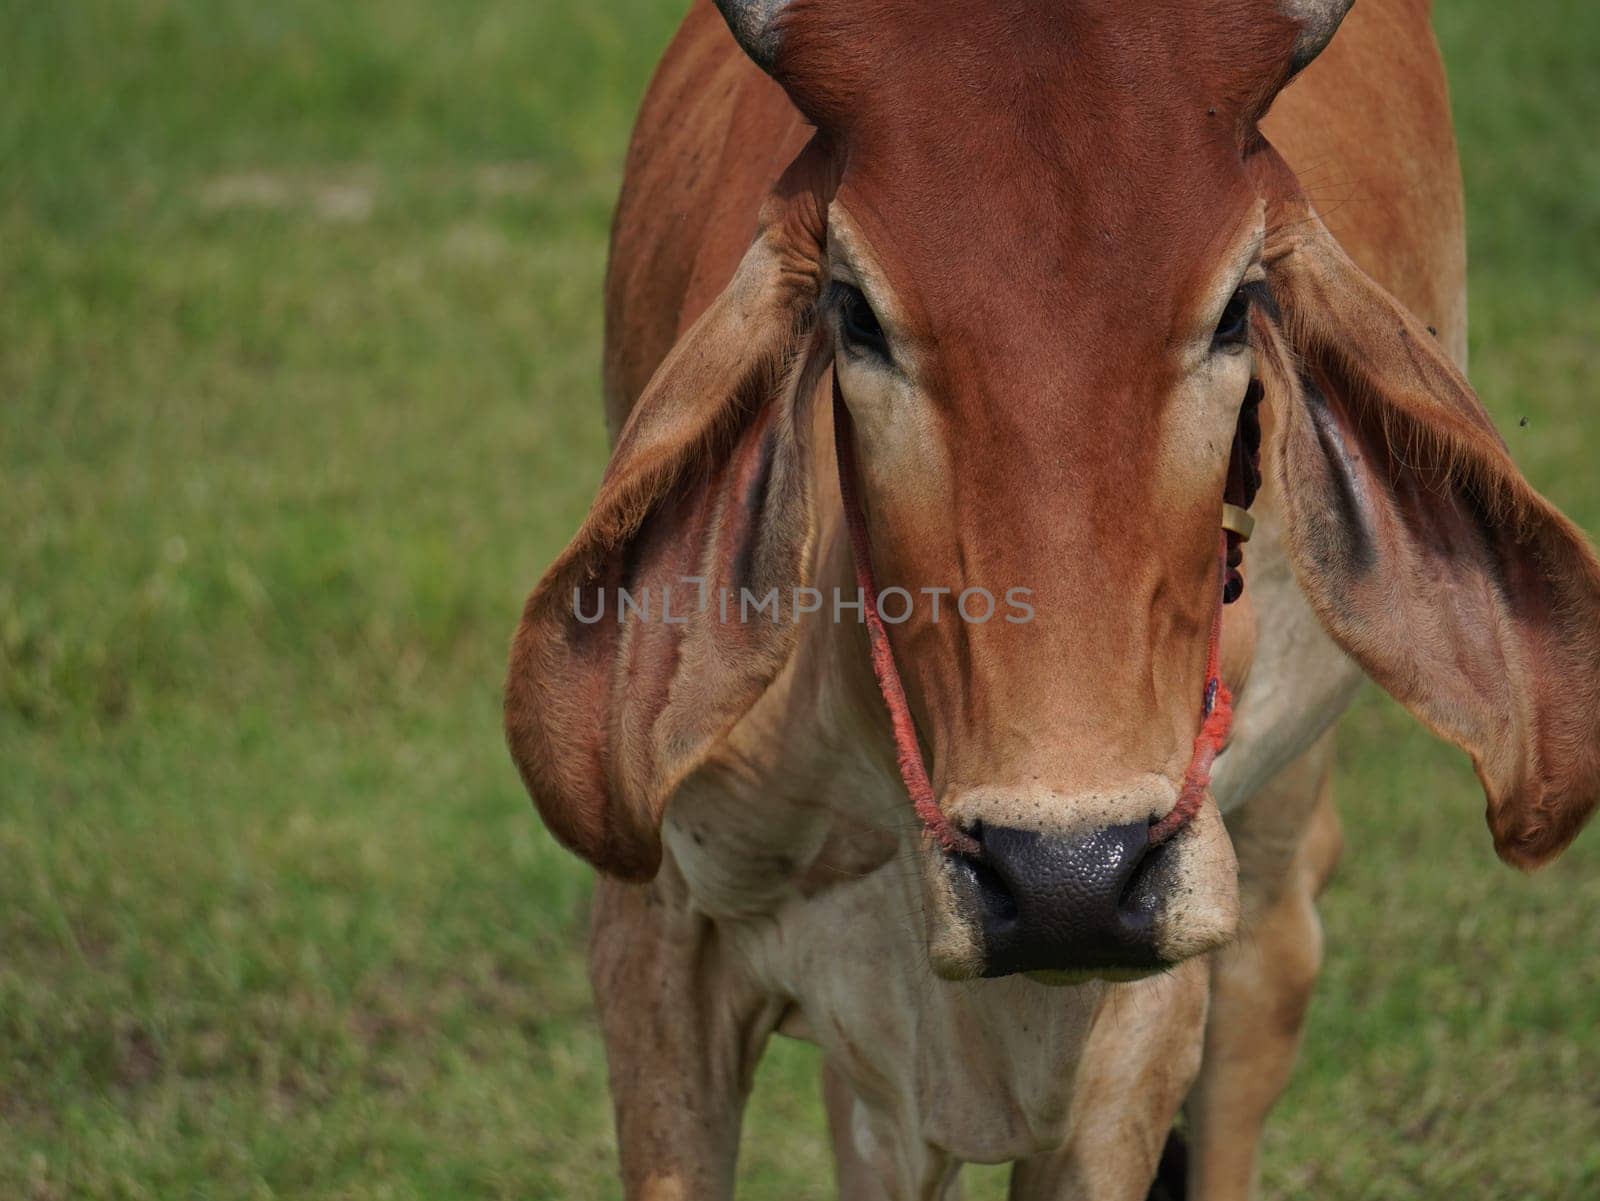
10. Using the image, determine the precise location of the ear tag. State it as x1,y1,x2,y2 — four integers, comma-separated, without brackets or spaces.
1221,503,1256,543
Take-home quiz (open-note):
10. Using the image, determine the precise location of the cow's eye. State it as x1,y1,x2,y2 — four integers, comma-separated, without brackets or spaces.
1213,287,1252,349
836,283,888,358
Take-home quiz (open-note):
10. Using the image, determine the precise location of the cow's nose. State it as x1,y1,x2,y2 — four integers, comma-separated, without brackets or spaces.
954,821,1168,976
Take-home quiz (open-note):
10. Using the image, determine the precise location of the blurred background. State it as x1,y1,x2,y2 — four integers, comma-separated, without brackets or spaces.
2,1,1596,1197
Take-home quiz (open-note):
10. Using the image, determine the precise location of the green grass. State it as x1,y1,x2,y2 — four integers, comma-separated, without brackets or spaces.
2,1,1596,1198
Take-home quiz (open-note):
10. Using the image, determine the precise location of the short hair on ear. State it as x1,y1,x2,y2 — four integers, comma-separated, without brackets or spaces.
1255,176,1600,869
504,140,839,879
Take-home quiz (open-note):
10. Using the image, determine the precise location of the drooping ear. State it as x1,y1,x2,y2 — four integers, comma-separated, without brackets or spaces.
504,143,835,880
1254,173,1600,869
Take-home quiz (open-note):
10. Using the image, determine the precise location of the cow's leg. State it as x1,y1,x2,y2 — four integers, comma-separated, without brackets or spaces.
821,1058,963,1200
1184,735,1343,1201
822,1058,891,1200
589,873,784,1201
1007,960,1209,1200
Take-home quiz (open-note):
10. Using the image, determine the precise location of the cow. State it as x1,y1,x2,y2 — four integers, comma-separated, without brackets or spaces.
503,0,1600,1196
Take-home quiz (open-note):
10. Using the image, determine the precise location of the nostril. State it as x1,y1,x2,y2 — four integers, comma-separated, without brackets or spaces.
1116,834,1171,922
953,822,1019,928
962,855,1019,926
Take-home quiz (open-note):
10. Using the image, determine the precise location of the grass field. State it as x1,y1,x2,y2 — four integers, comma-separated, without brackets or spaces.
2,2,1597,1198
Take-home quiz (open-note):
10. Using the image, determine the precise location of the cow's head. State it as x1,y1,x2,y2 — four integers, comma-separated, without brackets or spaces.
506,0,1600,980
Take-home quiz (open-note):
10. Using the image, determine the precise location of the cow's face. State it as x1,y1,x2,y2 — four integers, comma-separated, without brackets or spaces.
793,5,1297,976
504,0,1600,981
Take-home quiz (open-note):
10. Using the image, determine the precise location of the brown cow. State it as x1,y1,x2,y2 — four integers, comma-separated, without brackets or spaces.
504,0,1600,1196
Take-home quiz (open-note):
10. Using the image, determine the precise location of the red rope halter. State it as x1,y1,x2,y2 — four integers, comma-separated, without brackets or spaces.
833,382,981,858
831,375,1253,857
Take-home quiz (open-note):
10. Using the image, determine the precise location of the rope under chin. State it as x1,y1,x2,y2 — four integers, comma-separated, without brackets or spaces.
1150,379,1261,847
830,374,1261,858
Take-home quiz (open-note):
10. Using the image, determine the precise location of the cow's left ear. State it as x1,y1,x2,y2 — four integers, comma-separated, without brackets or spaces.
504,141,835,881
1256,173,1600,869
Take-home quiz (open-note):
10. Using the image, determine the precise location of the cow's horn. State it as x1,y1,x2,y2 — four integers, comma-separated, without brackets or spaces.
712,0,788,73
1284,0,1355,73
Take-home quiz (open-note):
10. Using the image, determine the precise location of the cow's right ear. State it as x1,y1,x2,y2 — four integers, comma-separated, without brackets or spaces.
504,144,835,880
